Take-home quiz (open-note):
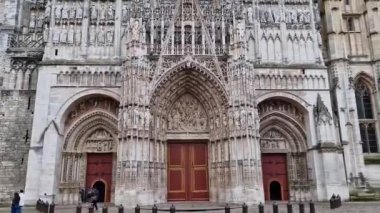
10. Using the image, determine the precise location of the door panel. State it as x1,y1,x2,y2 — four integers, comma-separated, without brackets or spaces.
189,143,209,200
168,144,187,200
167,142,209,201
86,153,113,202
262,153,289,201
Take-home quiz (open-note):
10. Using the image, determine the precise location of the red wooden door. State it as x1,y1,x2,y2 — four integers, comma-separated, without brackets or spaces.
167,143,209,201
86,153,113,202
262,153,289,200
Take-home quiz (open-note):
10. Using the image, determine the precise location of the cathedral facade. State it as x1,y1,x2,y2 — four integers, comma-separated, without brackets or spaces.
0,0,379,207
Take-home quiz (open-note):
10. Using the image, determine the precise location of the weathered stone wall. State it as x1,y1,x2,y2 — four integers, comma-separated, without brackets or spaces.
0,90,35,203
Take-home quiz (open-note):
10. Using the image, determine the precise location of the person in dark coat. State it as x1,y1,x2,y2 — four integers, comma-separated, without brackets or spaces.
11,192,20,213
91,187,99,210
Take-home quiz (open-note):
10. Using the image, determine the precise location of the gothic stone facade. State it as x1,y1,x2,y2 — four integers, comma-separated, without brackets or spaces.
0,0,378,207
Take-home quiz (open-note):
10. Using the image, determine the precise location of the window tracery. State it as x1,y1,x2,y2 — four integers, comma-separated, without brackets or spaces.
355,79,378,153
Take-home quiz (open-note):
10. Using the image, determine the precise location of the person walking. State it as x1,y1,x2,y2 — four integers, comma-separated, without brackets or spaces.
10,192,20,213
19,190,24,213
91,187,99,211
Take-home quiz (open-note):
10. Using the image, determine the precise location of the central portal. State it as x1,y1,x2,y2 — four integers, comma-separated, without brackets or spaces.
167,142,209,201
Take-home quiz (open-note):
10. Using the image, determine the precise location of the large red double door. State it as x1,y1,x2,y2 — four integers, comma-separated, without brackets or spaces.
167,142,209,201
262,153,289,201
86,153,113,202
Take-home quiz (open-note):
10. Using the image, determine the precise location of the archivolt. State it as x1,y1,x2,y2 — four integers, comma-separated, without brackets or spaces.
63,111,118,151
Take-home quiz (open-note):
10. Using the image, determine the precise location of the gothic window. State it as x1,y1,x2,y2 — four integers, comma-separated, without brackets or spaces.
355,81,373,119
185,25,192,45
347,18,355,31
355,79,378,153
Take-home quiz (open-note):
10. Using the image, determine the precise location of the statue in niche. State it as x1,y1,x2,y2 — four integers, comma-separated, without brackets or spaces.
61,5,69,21
291,10,298,24
247,7,253,24
304,11,311,24
52,29,60,44
29,13,36,29
266,10,274,23
100,4,107,22
131,20,141,41
54,5,62,19
60,25,67,43
90,4,98,21
236,19,245,42
98,26,105,44
234,110,241,128
75,28,81,44
107,4,115,20
285,10,292,23
273,8,281,23
122,5,128,22
89,25,96,44
76,4,83,20
36,15,44,29
43,24,49,42
67,25,74,44
44,2,51,21
68,6,76,20
106,30,114,44
298,9,304,23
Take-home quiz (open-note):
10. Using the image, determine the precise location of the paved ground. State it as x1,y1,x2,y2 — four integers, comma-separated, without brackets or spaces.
0,202,380,213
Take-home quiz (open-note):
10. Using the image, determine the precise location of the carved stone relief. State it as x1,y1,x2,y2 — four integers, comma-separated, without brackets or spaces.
167,94,208,132
258,99,305,124
260,129,287,151
85,129,114,152
65,97,119,131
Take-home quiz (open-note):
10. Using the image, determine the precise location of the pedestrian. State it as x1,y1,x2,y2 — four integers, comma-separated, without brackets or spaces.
91,187,98,210
19,190,24,213
10,192,20,213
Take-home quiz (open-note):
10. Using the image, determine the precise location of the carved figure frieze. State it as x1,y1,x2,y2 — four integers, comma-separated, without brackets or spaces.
65,97,119,130
85,129,114,152
258,99,305,124
260,129,287,150
167,94,208,132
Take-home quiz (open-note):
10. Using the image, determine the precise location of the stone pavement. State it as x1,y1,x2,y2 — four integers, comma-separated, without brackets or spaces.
0,202,380,213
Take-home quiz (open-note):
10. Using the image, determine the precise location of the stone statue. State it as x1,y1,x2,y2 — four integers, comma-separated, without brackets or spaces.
29,14,36,29
266,10,274,23
75,28,81,44
68,6,76,20
36,15,44,29
107,5,115,20
273,8,281,23
60,26,67,43
43,24,49,42
54,5,62,19
298,9,304,23
44,2,51,21
100,4,107,22
90,4,98,20
89,25,96,44
98,26,105,44
106,30,114,44
236,19,245,42
247,7,253,24
53,29,60,44
291,10,298,24
76,4,83,20
304,11,311,24
67,25,74,44
131,20,140,41
61,5,69,20
122,5,128,22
